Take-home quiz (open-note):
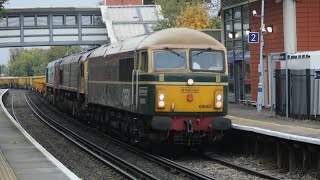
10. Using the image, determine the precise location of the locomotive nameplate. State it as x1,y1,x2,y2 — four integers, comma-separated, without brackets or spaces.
180,87,199,93
139,87,148,96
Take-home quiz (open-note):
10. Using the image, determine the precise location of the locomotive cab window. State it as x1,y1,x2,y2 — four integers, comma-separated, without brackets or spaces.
139,51,148,72
190,49,224,72
153,49,186,70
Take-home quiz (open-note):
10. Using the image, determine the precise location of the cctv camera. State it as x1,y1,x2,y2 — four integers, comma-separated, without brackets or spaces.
252,10,257,16
261,27,266,34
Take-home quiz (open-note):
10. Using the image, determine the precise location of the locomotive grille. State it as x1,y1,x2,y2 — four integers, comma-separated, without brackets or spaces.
173,131,203,145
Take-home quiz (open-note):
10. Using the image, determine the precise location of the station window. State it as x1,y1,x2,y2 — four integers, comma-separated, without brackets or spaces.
0,18,6,27
53,15,64,25
82,15,92,25
37,16,48,26
66,15,77,25
24,16,35,26
7,16,20,27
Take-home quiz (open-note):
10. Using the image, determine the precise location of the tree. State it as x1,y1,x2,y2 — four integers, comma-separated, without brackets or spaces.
208,16,221,29
46,46,82,62
8,49,47,76
152,0,196,30
0,0,8,19
176,4,209,30
8,46,83,77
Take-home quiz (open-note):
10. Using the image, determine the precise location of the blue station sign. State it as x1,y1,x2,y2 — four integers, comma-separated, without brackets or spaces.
248,32,259,43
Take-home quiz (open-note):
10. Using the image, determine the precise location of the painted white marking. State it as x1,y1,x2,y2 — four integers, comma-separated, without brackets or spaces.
232,124,320,145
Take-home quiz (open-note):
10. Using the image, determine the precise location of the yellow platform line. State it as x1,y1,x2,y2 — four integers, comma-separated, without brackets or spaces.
227,115,320,132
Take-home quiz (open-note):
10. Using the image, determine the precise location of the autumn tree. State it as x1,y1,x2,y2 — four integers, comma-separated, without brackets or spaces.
152,0,197,30
176,4,209,30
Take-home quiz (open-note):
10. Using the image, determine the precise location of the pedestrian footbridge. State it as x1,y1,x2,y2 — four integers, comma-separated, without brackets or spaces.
0,7,108,47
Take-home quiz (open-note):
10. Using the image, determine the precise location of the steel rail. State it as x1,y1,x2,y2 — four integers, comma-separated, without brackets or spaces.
35,93,283,180
202,153,282,180
11,94,20,124
25,94,158,180
32,93,215,180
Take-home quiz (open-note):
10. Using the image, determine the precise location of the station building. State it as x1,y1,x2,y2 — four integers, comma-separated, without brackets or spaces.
221,0,320,106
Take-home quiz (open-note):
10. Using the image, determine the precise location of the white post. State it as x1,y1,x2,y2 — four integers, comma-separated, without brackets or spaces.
257,0,265,112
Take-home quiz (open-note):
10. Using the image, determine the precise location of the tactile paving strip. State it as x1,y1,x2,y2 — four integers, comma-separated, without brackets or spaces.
0,148,17,180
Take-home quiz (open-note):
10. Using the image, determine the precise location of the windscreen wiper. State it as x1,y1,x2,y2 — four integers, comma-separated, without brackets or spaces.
165,47,185,59
192,48,212,56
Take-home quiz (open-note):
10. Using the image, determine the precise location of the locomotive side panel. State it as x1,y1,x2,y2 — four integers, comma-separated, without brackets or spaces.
87,52,135,112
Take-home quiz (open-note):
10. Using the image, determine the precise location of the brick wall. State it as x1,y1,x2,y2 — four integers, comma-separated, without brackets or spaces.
296,0,320,51
104,0,143,6
249,1,284,102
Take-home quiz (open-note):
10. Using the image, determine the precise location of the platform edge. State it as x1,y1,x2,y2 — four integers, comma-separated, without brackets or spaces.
0,89,80,180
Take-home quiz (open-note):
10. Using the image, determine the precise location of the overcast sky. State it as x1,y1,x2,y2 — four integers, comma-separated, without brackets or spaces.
0,0,100,64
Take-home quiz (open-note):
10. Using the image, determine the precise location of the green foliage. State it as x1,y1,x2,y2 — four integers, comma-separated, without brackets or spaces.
0,0,8,19
208,16,221,29
8,46,82,77
46,46,82,62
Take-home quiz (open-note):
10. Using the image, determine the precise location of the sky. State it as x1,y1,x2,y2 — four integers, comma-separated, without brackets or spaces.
0,0,100,64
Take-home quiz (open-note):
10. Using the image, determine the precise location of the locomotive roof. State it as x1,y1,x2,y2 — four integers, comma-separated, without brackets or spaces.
136,28,225,50
79,49,95,62
47,58,62,68
89,28,224,58
60,53,83,65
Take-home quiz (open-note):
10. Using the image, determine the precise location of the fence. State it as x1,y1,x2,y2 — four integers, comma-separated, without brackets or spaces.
275,69,320,120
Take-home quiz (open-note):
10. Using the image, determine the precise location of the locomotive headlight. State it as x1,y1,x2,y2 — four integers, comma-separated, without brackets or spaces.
187,79,194,86
215,91,223,109
216,101,222,108
159,94,165,101
216,94,222,101
158,100,165,108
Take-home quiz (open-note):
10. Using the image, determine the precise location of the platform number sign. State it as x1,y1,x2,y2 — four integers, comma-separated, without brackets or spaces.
248,32,259,43
315,70,320,79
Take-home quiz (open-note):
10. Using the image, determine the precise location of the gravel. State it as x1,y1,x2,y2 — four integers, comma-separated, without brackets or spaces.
4,89,124,180
4,89,320,180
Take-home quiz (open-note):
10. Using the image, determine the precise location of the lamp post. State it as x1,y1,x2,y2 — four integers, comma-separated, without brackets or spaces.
257,0,265,112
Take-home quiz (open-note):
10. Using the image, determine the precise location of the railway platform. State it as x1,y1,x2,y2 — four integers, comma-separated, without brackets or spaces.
0,89,79,180
227,103,320,145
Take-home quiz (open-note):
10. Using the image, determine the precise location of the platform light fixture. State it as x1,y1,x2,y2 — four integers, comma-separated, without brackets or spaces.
245,29,251,35
228,32,239,39
267,25,273,33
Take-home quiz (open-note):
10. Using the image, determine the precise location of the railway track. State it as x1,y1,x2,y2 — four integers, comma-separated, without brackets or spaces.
202,153,282,180
26,93,215,180
25,94,157,180
31,92,283,180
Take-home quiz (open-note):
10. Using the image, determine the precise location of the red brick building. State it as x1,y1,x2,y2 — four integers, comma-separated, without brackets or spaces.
103,0,143,6
221,0,320,106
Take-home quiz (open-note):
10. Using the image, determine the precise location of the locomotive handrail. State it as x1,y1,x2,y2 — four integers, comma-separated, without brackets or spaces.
131,69,135,107
135,70,140,110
